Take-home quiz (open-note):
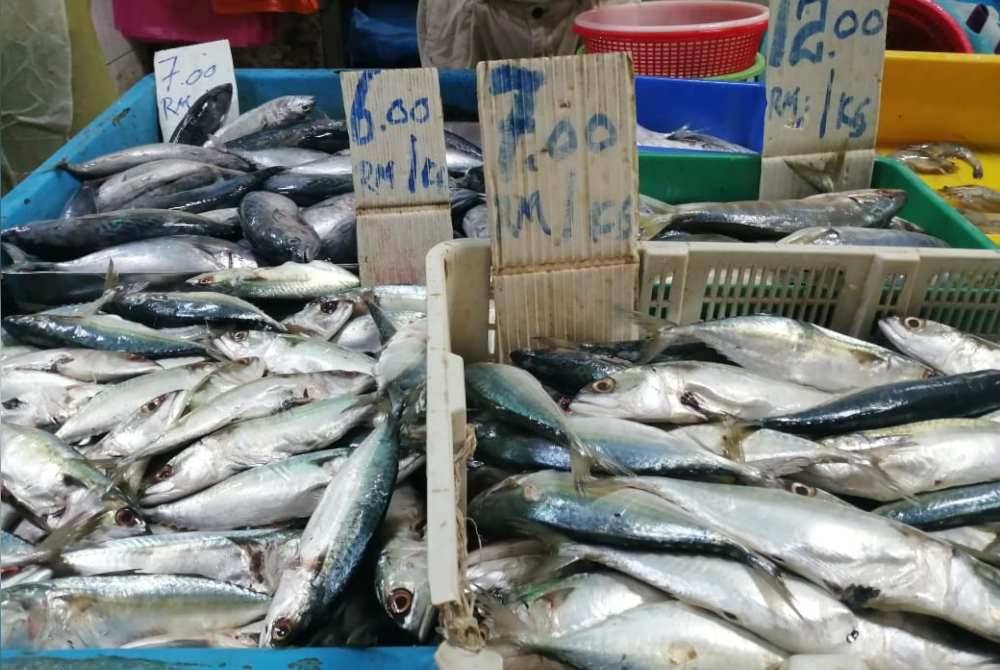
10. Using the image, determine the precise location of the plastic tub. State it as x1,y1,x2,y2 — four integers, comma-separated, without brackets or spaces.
574,0,769,77
112,0,276,47
887,0,974,53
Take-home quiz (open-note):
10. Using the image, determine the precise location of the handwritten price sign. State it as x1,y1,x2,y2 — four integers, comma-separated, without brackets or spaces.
154,40,238,141
340,69,448,208
763,0,889,156
478,55,637,269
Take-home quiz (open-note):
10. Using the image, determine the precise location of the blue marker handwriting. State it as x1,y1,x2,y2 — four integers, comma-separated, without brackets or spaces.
157,55,219,120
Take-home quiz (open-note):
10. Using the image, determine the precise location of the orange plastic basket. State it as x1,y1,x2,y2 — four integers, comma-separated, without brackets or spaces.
574,1,769,78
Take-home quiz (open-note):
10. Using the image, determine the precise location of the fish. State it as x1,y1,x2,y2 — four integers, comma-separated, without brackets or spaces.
231,147,330,169
2,312,213,359
878,316,1000,374
509,347,629,396
96,159,238,212
146,449,352,531
648,230,742,242
188,260,359,299
105,289,286,331
170,83,234,145
206,95,316,146
761,370,1000,435
939,185,1000,213
261,417,399,646
0,347,161,383
570,361,835,423
284,154,353,176
889,148,957,175
0,532,53,587
641,189,908,242
54,362,216,442
874,481,1000,531
224,117,350,154
262,172,354,206
334,314,382,353
141,394,375,504
1,209,240,259
898,142,984,179
635,474,1000,643
7,235,258,274
239,190,321,264
282,297,355,338
462,203,489,239
1,423,146,540
200,207,240,224
0,575,268,651
778,226,948,248
636,124,754,154
474,417,770,485
466,363,623,485
301,192,357,263
374,318,427,396
57,143,252,178
636,315,934,393
59,182,98,219
212,329,374,376
185,358,266,410
128,167,283,213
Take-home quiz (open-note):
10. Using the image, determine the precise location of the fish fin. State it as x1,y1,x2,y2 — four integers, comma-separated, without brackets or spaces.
474,592,539,645
34,511,105,560
746,555,804,621
718,419,757,462
612,307,681,364
566,431,634,492
847,451,918,504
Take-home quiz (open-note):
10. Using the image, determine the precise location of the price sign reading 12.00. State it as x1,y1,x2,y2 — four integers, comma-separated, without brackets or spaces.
763,0,890,156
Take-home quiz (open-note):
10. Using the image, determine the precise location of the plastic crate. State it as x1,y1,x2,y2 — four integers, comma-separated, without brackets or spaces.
877,51,1000,245
424,237,1000,647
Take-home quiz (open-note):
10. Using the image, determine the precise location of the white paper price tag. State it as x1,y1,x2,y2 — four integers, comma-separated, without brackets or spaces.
154,39,238,141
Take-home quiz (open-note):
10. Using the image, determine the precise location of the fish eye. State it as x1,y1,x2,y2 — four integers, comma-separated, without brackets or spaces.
127,353,147,362
142,396,165,413
903,317,923,330
788,482,816,497
388,588,413,616
2,398,23,409
196,276,215,286
152,464,173,482
232,331,248,342
590,378,616,394
271,617,293,640
320,300,339,314
115,507,142,527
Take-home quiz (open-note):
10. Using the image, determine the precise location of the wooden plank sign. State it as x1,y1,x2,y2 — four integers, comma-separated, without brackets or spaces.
340,68,452,285
154,40,238,141
477,54,639,356
760,0,890,199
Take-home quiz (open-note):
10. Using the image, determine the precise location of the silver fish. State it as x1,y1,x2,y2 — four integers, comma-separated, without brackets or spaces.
213,329,374,376
58,143,252,178
188,260,359,300
636,124,754,154
0,532,52,587
185,358,266,411
200,207,240,224
1,347,162,382
96,159,237,211
0,575,269,651
282,297,355,339
141,395,375,504
17,235,258,273
462,203,489,239
334,315,382,353
301,192,357,263
285,154,353,176
879,316,1000,375
231,147,330,169
778,226,948,248
206,95,316,146
375,318,427,395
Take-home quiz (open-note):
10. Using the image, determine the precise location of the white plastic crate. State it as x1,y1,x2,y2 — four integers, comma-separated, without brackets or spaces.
424,238,1000,649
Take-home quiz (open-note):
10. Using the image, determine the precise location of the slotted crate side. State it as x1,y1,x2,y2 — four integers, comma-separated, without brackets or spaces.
903,252,1000,340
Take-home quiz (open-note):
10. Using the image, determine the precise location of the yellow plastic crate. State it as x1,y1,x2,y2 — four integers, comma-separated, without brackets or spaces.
878,51,1000,243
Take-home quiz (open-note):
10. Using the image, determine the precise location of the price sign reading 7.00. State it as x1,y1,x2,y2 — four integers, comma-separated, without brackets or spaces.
763,0,889,156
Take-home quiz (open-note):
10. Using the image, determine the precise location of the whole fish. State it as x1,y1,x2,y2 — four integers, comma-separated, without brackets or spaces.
188,260,359,299
2,209,240,259
557,542,858,655
240,191,321,264
902,142,984,179
59,182,98,219
778,226,948,248
55,362,216,442
170,83,233,145
58,143,251,178
374,485,433,640
263,172,354,206
761,370,1000,435
0,575,268,651
213,330,374,375
474,417,769,485
224,117,350,153
147,449,351,530
96,159,236,211
636,474,1000,643
879,315,1000,375
206,95,315,146
874,481,1000,531
570,361,835,423
141,395,375,504
642,189,907,242
129,167,283,213
461,203,489,239
231,147,330,169
106,289,285,331
185,358,265,410
636,124,754,154
261,418,398,646
285,154,353,176
282,297,355,338
466,362,620,484
1,424,146,539
940,184,1000,213
509,347,629,396
637,315,933,393
2,312,212,358
10,235,257,274
301,192,357,263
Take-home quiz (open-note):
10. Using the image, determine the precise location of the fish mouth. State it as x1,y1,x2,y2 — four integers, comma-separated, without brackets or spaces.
876,318,906,349
568,397,621,417
141,479,181,506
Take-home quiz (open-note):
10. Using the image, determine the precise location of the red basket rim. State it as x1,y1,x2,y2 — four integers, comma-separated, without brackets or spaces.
574,0,769,36
577,23,768,42
888,0,974,53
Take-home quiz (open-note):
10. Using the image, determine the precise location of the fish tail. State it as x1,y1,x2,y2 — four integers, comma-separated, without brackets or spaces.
746,553,803,620
719,419,757,461
566,431,633,490
849,451,918,504
474,592,537,646
613,307,679,364
638,213,672,241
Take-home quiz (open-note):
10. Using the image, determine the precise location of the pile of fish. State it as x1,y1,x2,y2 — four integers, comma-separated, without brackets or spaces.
0,86,485,280
457,314,1000,669
0,269,435,650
